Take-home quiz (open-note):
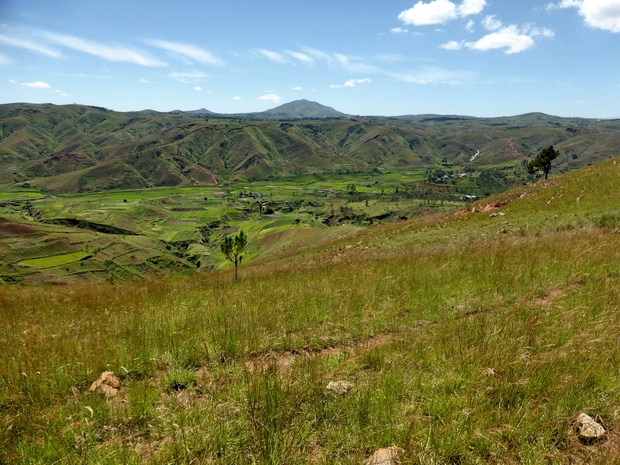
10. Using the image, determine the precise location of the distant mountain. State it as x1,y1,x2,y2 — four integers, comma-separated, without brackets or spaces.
173,108,216,115
259,99,347,119
168,100,347,120
2,101,620,193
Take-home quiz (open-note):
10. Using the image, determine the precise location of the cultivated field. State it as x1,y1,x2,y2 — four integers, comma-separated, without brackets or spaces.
0,167,514,284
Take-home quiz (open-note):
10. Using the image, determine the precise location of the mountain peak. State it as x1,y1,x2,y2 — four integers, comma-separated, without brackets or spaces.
260,100,347,119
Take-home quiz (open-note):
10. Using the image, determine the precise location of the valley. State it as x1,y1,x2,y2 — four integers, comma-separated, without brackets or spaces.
2,100,616,283
0,167,510,284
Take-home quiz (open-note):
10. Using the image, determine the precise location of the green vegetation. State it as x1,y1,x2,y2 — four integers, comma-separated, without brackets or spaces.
0,166,524,284
1,158,620,463
20,251,90,268
2,103,619,194
221,230,248,280
528,145,561,179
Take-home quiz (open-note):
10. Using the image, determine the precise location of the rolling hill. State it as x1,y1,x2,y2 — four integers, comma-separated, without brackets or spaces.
1,101,620,193
2,154,620,463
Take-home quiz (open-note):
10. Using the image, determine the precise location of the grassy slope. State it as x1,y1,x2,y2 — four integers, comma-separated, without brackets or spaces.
3,103,620,192
1,160,620,463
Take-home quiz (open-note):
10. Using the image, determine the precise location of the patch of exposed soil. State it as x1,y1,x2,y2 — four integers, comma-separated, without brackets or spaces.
0,223,37,236
245,332,394,372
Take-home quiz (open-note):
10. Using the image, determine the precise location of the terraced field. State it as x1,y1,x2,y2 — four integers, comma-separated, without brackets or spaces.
0,165,527,283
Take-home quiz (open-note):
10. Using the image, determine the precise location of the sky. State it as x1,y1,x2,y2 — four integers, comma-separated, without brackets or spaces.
2,0,620,118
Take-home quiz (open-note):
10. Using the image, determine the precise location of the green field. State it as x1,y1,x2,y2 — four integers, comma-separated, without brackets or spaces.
20,251,90,268
0,165,526,284
1,159,620,463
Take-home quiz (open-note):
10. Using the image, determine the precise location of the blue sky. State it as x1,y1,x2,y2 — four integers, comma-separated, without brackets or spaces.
2,0,620,117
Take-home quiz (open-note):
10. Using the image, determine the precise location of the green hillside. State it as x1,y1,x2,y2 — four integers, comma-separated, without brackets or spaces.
2,102,620,193
1,159,620,463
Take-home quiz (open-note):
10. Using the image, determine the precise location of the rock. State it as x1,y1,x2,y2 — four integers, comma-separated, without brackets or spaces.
364,446,404,465
325,380,354,395
90,371,122,398
575,413,606,441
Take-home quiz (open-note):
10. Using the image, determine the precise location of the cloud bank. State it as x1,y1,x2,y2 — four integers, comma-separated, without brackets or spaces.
398,0,487,26
330,78,371,88
258,93,282,103
547,0,620,33
146,40,224,65
440,15,554,54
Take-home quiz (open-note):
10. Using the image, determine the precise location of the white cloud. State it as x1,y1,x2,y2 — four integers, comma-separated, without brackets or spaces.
546,0,582,10
171,71,207,82
391,27,410,33
41,32,165,66
171,71,207,84
0,33,61,57
10,80,51,88
440,40,464,50
233,96,242,100
532,27,556,37
399,0,458,25
285,50,314,63
398,0,486,26
482,15,502,31
465,19,475,32
547,0,620,32
457,0,487,16
301,46,337,65
293,87,302,90
258,93,282,103
146,39,223,65
254,46,375,75
465,25,536,54
580,0,620,32
389,65,475,84
330,78,371,88
138,78,153,84
255,49,288,63
195,86,202,91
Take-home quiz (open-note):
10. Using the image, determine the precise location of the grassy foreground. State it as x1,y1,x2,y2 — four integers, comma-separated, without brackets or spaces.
1,160,620,464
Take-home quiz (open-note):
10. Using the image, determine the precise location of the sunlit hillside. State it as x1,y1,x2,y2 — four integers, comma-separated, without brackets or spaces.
1,159,620,464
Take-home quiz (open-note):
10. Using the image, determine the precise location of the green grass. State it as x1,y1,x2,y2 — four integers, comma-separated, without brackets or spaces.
3,168,483,283
1,159,620,463
19,251,90,268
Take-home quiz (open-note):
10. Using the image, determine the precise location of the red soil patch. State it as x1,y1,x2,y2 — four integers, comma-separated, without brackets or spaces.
0,223,37,236
258,229,297,247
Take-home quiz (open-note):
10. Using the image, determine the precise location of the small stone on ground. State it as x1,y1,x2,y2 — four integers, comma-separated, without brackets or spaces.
364,446,404,465
90,371,122,398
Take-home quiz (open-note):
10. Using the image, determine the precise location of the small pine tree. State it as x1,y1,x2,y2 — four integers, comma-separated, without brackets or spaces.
528,145,561,180
220,230,248,280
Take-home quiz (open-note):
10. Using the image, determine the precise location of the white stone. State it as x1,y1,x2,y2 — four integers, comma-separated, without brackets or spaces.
575,413,606,440
364,447,404,465
325,380,354,395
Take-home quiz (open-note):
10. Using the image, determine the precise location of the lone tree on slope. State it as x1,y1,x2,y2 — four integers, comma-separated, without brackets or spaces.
221,230,248,280
528,145,561,180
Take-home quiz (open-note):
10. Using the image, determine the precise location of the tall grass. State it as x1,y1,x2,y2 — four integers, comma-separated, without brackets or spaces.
2,175,620,462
